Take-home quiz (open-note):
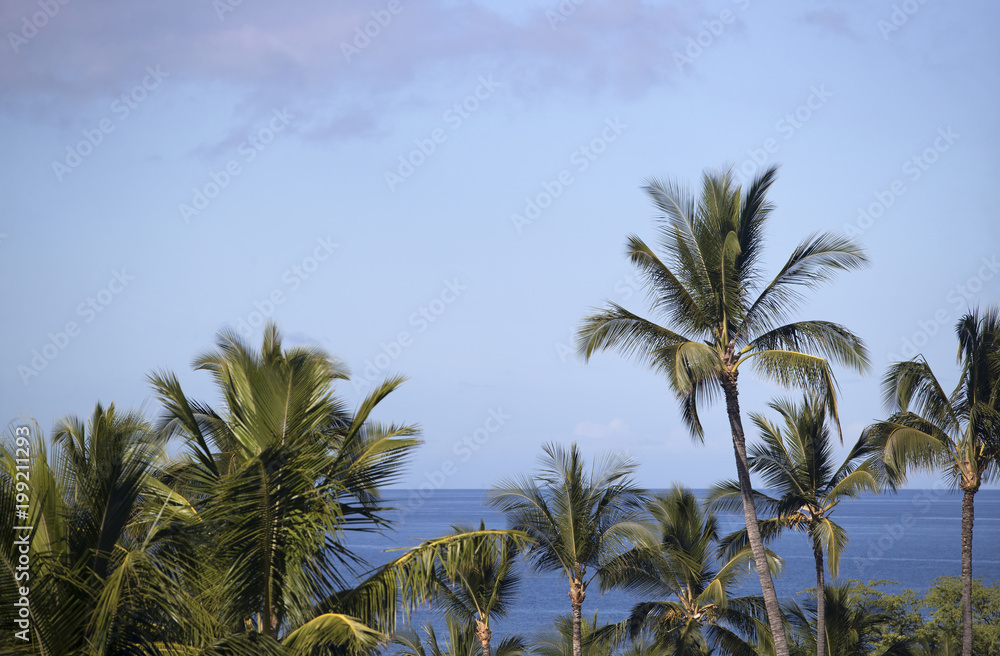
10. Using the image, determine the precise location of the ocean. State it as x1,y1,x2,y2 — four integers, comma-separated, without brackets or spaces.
347,489,1000,637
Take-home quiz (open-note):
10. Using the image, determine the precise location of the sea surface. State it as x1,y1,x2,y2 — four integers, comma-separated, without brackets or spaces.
346,489,1000,638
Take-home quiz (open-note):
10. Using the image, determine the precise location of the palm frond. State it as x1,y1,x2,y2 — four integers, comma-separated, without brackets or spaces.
881,359,961,434
576,303,692,366
744,320,870,375
740,232,869,339
282,612,383,655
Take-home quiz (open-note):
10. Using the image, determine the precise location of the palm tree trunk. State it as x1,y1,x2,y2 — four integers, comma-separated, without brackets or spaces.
812,539,825,656
720,374,789,656
476,618,492,656
569,577,586,656
961,486,975,656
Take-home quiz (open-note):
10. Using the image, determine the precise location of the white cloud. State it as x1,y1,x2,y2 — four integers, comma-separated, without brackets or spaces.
573,417,629,439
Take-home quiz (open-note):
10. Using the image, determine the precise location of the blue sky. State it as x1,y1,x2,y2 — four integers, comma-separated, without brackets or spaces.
2,0,998,489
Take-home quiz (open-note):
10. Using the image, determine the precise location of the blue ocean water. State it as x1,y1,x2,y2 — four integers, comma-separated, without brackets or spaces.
347,489,1000,637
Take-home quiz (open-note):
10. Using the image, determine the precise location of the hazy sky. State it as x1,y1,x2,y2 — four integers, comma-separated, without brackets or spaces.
2,1,998,489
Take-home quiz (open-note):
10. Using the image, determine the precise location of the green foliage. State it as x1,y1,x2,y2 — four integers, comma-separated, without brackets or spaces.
787,579,1000,656
918,577,1000,655
487,442,647,588
865,305,1000,492
0,406,220,656
393,616,527,656
845,581,924,650
531,612,610,656
599,485,774,656
784,582,923,656
865,306,1000,656
1,301,995,656
709,394,878,575
575,164,870,656
152,322,422,646
576,165,871,439
429,520,523,648
0,322,424,655
488,442,647,656
370,525,532,648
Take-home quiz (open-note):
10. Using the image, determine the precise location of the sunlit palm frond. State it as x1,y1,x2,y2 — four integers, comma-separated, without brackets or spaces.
625,233,711,335
282,612,383,655
745,321,870,376
740,233,869,340
576,303,693,366
598,486,767,654
881,359,961,435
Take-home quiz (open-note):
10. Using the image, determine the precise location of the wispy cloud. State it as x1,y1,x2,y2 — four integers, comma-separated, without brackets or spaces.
1,0,703,145
799,6,863,41
573,417,629,440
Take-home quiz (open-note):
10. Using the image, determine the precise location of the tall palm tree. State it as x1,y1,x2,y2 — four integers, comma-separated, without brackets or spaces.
576,165,871,655
864,306,1000,656
487,442,647,656
600,485,777,656
431,521,522,656
708,395,878,656
150,321,421,651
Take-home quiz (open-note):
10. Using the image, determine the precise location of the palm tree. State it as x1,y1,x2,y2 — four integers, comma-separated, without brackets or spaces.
708,395,878,656
0,406,221,656
576,165,871,655
430,521,522,656
352,526,532,646
487,442,647,656
394,615,526,656
784,583,922,656
2,325,524,655
864,306,1000,656
532,612,608,656
0,419,76,656
151,321,421,651
600,485,777,656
